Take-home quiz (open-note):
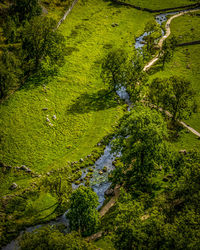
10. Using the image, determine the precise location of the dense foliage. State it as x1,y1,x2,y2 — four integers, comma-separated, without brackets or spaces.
104,104,200,249
19,226,95,250
67,186,100,236
148,76,195,120
0,0,66,100
111,105,169,194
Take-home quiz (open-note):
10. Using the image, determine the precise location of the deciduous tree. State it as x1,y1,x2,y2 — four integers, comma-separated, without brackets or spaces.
67,186,99,236
0,50,22,98
112,105,169,193
22,16,66,75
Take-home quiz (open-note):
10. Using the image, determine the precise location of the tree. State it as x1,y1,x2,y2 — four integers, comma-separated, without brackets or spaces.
67,186,99,236
111,151,200,249
101,49,127,92
0,49,22,99
22,16,66,75
148,76,195,121
167,76,194,121
10,0,42,22
124,55,147,103
19,226,95,250
144,20,161,53
101,49,146,102
148,77,171,111
2,16,18,44
112,105,169,193
161,36,177,69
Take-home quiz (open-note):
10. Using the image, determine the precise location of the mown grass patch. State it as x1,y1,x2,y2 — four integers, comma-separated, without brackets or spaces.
148,12,200,150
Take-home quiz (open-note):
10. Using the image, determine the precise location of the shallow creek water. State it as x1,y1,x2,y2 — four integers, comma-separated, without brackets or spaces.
3,10,185,250
135,11,178,49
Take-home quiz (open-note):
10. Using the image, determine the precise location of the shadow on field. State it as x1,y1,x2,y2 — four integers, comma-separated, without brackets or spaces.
103,0,122,8
66,89,119,114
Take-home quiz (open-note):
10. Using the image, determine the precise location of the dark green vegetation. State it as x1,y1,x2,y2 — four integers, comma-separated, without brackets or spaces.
148,76,195,121
101,105,200,249
0,0,200,249
19,227,95,250
101,49,145,102
67,186,99,236
112,105,169,194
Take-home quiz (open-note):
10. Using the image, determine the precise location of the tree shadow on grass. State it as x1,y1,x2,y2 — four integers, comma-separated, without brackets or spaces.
66,89,119,114
102,0,123,8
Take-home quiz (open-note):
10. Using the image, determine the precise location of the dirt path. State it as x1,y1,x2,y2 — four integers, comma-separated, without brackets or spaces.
143,9,199,72
99,185,121,218
148,103,200,138
142,9,200,138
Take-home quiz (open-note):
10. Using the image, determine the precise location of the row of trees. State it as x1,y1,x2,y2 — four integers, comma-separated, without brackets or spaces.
101,48,195,123
106,104,200,249
0,0,67,99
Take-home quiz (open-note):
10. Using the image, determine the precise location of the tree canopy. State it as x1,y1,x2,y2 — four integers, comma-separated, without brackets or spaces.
148,76,195,121
10,0,42,22
112,105,169,193
0,49,22,98
67,186,99,236
22,16,67,75
19,226,95,250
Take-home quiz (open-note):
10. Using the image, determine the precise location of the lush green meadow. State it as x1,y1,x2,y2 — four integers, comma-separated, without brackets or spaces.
148,11,200,150
0,1,154,245
0,0,153,174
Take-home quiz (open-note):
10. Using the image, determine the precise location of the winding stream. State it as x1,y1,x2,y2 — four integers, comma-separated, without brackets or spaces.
3,8,197,250
135,11,178,49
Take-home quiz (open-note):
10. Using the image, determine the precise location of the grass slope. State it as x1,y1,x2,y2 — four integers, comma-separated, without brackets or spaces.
0,0,152,173
148,12,200,150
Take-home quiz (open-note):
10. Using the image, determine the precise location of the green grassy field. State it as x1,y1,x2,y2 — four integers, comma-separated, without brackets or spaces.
126,0,194,10
148,11,200,150
0,0,153,174
0,1,154,245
